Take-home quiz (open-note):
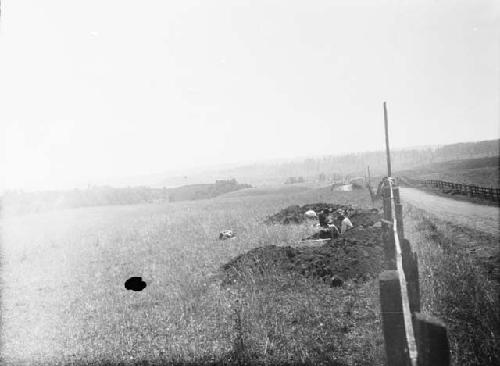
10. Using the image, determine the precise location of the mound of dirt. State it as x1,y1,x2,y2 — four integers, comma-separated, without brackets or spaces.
264,203,381,227
349,209,382,227
264,203,349,225
305,228,337,240
222,227,384,286
302,209,381,241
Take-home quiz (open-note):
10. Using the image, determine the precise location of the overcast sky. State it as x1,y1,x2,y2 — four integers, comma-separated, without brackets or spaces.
0,0,498,191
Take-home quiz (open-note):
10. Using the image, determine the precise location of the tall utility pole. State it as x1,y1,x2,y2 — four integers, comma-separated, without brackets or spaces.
384,101,392,177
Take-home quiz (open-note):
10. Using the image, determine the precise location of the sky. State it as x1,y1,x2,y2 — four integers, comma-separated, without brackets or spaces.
0,0,498,191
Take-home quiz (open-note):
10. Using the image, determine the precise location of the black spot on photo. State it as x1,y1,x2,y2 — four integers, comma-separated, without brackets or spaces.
125,277,147,291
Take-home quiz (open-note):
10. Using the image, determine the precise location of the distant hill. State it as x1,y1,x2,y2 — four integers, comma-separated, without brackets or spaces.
167,179,252,202
397,156,500,188
0,179,253,215
158,139,499,186
3,140,496,215
1,186,169,216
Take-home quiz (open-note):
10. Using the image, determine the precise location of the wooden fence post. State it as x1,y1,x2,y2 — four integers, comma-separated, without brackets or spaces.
384,102,392,177
383,185,392,220
383,222,397,270
380,270,410,366
395,202,404,239
392,186,404,238
382,182,396,269
392,186,400,203
400,239,420,313
414,313,450,366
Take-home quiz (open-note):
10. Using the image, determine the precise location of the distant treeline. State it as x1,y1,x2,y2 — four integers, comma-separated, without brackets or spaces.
284,177,305,184
168,179,252,202
211,139,499,185
1,179,252,216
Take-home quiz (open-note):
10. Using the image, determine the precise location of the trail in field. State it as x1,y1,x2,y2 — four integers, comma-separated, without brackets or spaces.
400,187,500,236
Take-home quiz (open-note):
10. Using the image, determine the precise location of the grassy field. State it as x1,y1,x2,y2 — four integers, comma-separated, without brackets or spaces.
0,185,383,365
396,156,500,188
403,205,500,366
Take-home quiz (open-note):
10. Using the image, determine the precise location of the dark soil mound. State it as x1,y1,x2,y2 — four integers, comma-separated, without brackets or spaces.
349,209,382,227
304,209,382,242
306,228,338,240
264,203,381,227
222,227,384,286
264,203,349,225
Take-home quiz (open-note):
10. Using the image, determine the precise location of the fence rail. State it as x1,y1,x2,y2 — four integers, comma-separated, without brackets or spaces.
379,178,450,366
401,177,500,202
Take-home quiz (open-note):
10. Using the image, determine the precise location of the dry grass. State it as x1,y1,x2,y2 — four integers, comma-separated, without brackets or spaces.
397,156,500,188
403,204,500,366
1,186,383,365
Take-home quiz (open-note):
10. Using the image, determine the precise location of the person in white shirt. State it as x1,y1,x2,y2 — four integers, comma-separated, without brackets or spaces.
339,214,353,234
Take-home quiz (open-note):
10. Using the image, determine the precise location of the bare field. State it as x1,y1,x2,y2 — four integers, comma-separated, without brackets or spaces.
0,186,383,365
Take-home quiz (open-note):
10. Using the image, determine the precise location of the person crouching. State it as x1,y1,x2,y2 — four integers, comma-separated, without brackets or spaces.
339,214,353,235
318,209,329,228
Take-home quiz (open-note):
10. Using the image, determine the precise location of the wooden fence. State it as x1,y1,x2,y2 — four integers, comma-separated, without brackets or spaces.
379,178,450,366
401,177,500,202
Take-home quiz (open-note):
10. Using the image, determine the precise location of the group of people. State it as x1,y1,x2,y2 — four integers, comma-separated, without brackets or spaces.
317,209,353,237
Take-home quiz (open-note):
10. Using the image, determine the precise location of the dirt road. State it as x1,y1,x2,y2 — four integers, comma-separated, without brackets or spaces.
400,187,500,237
